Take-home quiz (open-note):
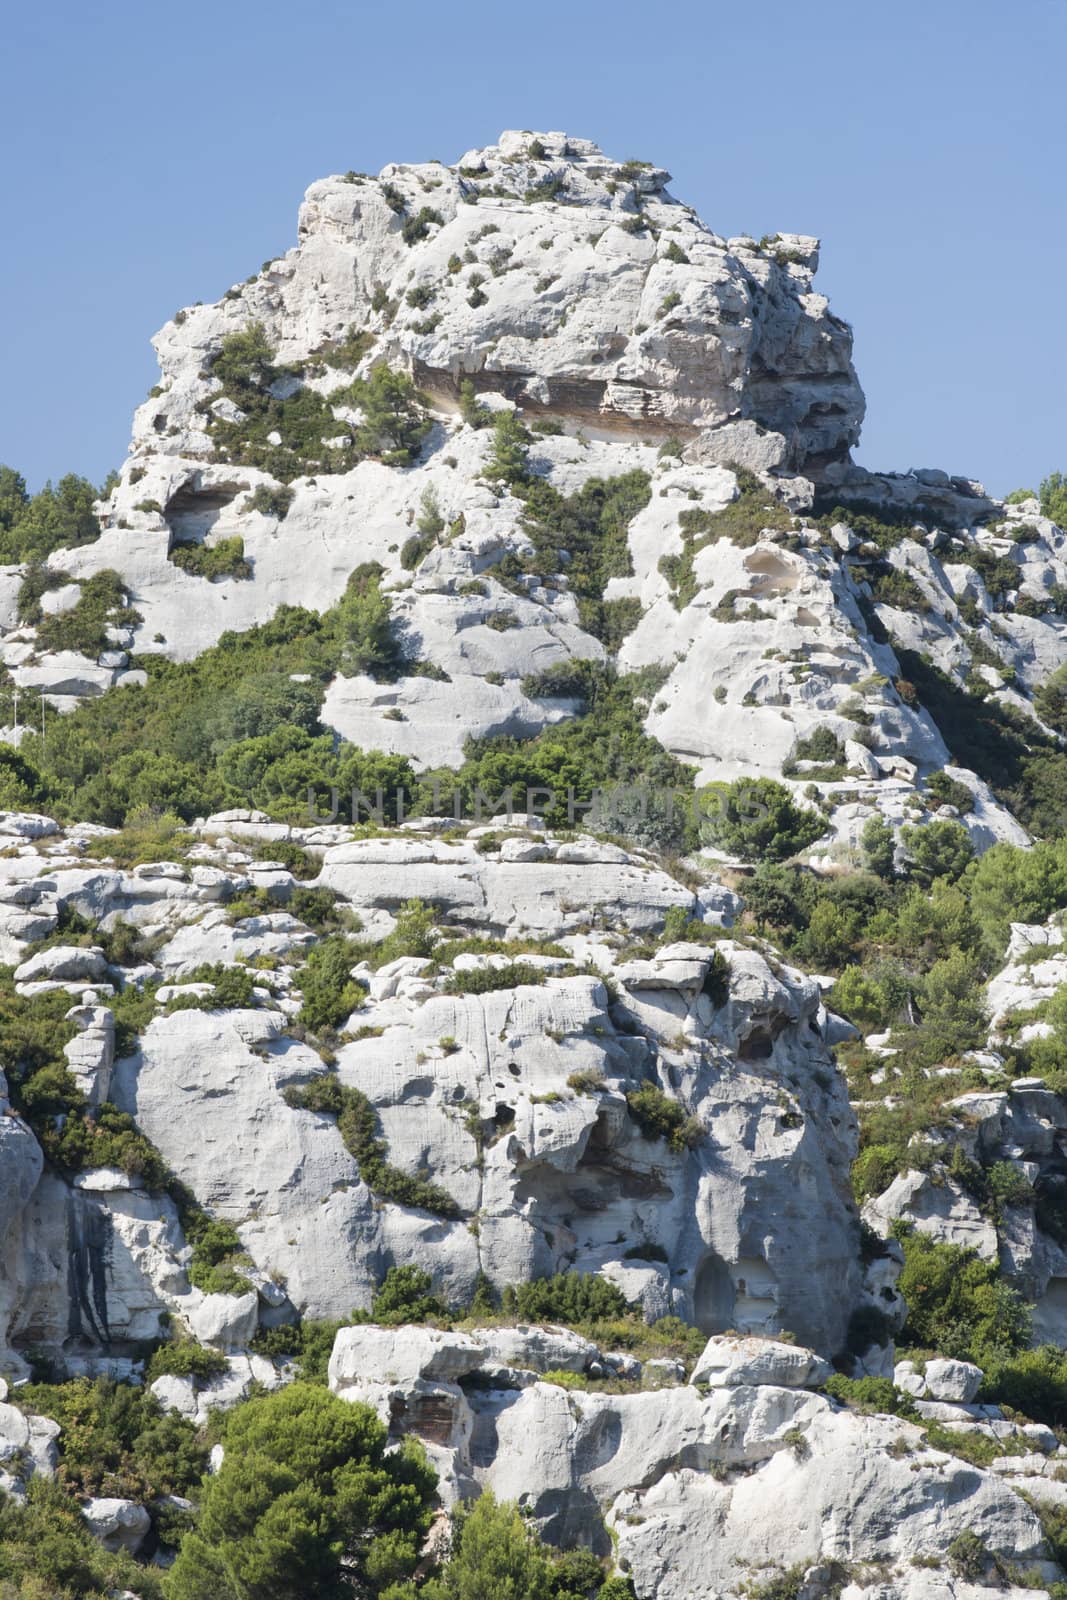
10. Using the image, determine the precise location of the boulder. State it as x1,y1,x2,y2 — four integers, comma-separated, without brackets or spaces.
475,1325,598,1375
329,1326,484,1393
187,1291,259,1350
923,1358,984,1404
13,945,109,984
689,1335,832,1390
82,1496,151,1555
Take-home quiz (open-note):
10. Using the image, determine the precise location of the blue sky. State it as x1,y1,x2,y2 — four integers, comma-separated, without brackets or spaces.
3,0,1063,496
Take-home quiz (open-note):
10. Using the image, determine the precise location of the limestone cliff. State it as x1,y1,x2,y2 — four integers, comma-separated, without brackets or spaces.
2,129,1067,1600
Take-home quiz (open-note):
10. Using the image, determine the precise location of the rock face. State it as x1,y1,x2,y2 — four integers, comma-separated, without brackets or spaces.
327,1323,1054,1600
0,813,861,1369
96,825,860,1353
862,949,1067,1343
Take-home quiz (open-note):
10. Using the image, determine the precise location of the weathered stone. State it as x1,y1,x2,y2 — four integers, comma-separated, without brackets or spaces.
689,1335,832,1390
82,1497,151,1555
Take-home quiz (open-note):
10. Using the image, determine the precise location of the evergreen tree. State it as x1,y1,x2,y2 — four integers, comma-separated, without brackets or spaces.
166,1384,436,1600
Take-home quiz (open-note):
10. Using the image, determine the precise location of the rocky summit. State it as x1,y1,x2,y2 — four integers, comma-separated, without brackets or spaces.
4,130,1067,1599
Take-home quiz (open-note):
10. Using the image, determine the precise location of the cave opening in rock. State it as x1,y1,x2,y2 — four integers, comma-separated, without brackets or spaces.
693,1250,735,1333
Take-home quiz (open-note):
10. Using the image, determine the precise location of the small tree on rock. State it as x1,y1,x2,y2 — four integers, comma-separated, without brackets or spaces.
165,1383,436,1600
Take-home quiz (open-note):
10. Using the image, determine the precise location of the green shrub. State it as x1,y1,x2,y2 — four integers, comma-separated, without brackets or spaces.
743,1563,806,1600
1041,472,1067,526
860,815,896,879
1035,662,1067,735
170,534,252,581
349,364,431,464
165,1383,437,1600
625,1082,703,1152
0,464,105,563
206,323,361,480
798,898,862,969
502,1272,630,1324
250,1316,347,1382
900,819,974,887
496,468,651,647
13,583,412,824
895,1226,1029,1366
285,1077,461,1219
246,483,295,518
436,665,695,851
401,205,443,245
947,1531,989,1581
18,560,74,622
183,1214,254,1295
925,772,975,814
318,324,374,369
336,561,409,680
444,960,548,994
395,1491,555,1600
0,978,172,1186
484,410,532,486
459,378,493,429
785,725,846,771
699,776,826,862
979,1344,1067,1427
145,1340,229,1385
295,934,367,1032
17,1376,206,1501
167,962,257,1013
34,568,140,656
0,1475,164,1599
832,968,893,1035
370,1265,448,1325
867,562,931,613
84,807,188,864
824,1373,909,1414
521,658,606,705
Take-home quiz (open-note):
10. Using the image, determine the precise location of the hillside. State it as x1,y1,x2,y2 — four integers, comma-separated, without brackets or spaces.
3,130,1067,1600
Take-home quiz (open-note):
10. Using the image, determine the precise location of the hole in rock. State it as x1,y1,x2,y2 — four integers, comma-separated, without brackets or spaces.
164,481,244,543
694,1251,736,1334
738,1028,774,1061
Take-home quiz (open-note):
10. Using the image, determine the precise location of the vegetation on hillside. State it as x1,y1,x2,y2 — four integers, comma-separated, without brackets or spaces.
0,464,111,563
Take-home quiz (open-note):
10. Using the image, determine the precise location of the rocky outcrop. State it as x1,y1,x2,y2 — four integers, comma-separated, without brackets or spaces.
0,812,863,1373
7,125,1067,1596
863,933,1067,1343
137,132,863,472
0,135,1061,861
325,1323,1057,1599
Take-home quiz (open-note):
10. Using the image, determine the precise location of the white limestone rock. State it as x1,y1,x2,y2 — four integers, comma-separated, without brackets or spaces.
186,1291,259,1350
0,1112,44,1371
330,1326,485,1391
151,1353,286,1425
863,1169,999,1260
13,944,109,985
62,1003,115,1105
924,1358,984,1404
689,1334,832,1390
82,1496,151,1556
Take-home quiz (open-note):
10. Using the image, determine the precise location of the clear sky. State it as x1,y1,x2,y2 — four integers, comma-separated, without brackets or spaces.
3,0,1064,497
